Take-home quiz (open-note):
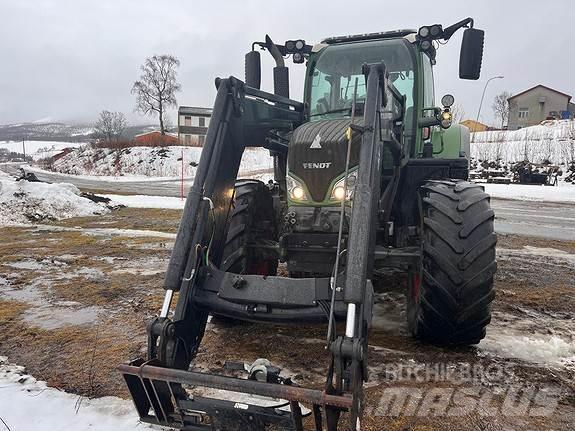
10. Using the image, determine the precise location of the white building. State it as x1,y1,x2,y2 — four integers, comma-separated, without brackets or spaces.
178,106,212,146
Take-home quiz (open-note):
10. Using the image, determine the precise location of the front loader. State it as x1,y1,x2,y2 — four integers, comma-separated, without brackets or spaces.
120,18,496,430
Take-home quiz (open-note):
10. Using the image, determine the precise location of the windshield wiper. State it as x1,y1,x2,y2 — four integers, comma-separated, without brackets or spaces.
309,108,351,118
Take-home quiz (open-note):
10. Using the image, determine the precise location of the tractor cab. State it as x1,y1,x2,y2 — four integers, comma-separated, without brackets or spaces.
282,34,422,275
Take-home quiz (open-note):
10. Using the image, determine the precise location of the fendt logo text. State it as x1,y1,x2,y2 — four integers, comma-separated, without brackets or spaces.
303,162,332,169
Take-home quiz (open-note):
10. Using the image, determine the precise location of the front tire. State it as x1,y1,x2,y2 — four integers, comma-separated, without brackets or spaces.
221,179,278,275
408,180,497,345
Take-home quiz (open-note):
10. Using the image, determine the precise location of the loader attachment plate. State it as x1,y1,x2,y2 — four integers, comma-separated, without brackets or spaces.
120,359,352,431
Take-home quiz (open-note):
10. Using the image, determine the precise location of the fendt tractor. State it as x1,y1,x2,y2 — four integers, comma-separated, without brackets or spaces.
120,17,497,431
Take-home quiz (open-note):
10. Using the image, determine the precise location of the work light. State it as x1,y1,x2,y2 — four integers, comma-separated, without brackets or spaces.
441,94,455,107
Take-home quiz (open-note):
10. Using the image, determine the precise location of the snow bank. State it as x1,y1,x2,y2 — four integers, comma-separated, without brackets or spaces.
50,145,273,178
484,182,575,203
0,356,154,431
0,140,85,161
0,177,110,225
470,120,575,165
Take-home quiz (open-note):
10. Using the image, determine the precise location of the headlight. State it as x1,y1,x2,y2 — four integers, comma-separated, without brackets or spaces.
287,175,309,201
330,171,357,201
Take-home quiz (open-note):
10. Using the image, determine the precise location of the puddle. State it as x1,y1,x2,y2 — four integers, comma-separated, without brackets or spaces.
479,311,575,368
123,240,173,250
58,254,86,262
64,267,107,281
371,292,408,335
109,256,166,276
6,257,71,271
7,260,49,270
22,305,101,330
34,224,176,239
0,279,45,303
94,256,127,264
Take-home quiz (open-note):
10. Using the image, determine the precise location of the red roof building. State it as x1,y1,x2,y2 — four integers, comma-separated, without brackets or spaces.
133,131,179,146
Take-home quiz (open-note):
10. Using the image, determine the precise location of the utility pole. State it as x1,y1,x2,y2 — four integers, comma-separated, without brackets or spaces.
22,137,26,160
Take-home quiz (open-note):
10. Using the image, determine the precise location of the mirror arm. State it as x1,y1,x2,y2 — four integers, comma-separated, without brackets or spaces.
418,117,441,128
442,17,474,40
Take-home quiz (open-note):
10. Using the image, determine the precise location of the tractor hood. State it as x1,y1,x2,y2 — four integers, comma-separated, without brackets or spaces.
288,119,362,202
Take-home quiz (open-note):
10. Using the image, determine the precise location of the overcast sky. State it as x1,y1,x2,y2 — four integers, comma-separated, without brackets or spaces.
1,0,573,126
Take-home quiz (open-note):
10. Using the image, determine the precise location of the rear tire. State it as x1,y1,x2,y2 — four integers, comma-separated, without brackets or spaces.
221,179,278,275
408,180,497,345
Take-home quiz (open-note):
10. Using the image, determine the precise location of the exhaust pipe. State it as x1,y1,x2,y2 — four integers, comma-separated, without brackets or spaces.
265,35,289,98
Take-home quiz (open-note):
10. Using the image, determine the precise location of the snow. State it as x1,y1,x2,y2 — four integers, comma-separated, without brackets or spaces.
24,165,192,182
102,194,185,209
471,119,575,165
0,176,110,225
479,334,575,368
483,182,575,203
0,356,155,431
0,140,85,161
49,145,273,178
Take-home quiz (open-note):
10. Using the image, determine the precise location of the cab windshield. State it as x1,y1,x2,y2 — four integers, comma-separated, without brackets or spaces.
307,39,416,125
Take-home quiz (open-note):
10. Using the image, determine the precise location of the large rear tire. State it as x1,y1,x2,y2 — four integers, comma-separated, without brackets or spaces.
221,179,278,275
408,180,497,345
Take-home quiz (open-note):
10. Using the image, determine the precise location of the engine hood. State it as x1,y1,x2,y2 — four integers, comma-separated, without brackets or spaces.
288,119,362,202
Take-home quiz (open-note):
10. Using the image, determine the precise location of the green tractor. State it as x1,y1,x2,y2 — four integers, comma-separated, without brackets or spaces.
120,17,496,431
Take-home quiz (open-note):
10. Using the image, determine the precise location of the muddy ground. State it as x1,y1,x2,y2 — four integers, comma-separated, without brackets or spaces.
0,207,574,430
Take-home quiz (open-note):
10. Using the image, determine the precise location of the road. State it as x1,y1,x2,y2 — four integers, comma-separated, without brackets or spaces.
491,199,575,241
0,162,192,197
3,162,575,241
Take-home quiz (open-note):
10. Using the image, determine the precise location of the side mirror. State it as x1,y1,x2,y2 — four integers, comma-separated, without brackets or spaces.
245,50,261,89
459,28,484,80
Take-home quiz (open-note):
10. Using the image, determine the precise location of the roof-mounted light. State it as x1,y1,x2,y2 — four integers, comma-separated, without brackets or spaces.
430,25,443,37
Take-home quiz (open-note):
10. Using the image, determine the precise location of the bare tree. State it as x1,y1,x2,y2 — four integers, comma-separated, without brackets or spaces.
94,110,127,143
492,91,512,129
451,102,466,124
131,55,181,134
494,131,505,161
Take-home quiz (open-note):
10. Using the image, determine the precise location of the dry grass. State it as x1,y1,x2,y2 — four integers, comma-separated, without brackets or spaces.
54,207,182,233
0,215,172,398
0,315,146,397
0,299,29,321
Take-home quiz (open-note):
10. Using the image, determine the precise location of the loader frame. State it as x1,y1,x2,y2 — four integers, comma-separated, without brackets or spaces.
121,63,401,430
120,17,487,429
